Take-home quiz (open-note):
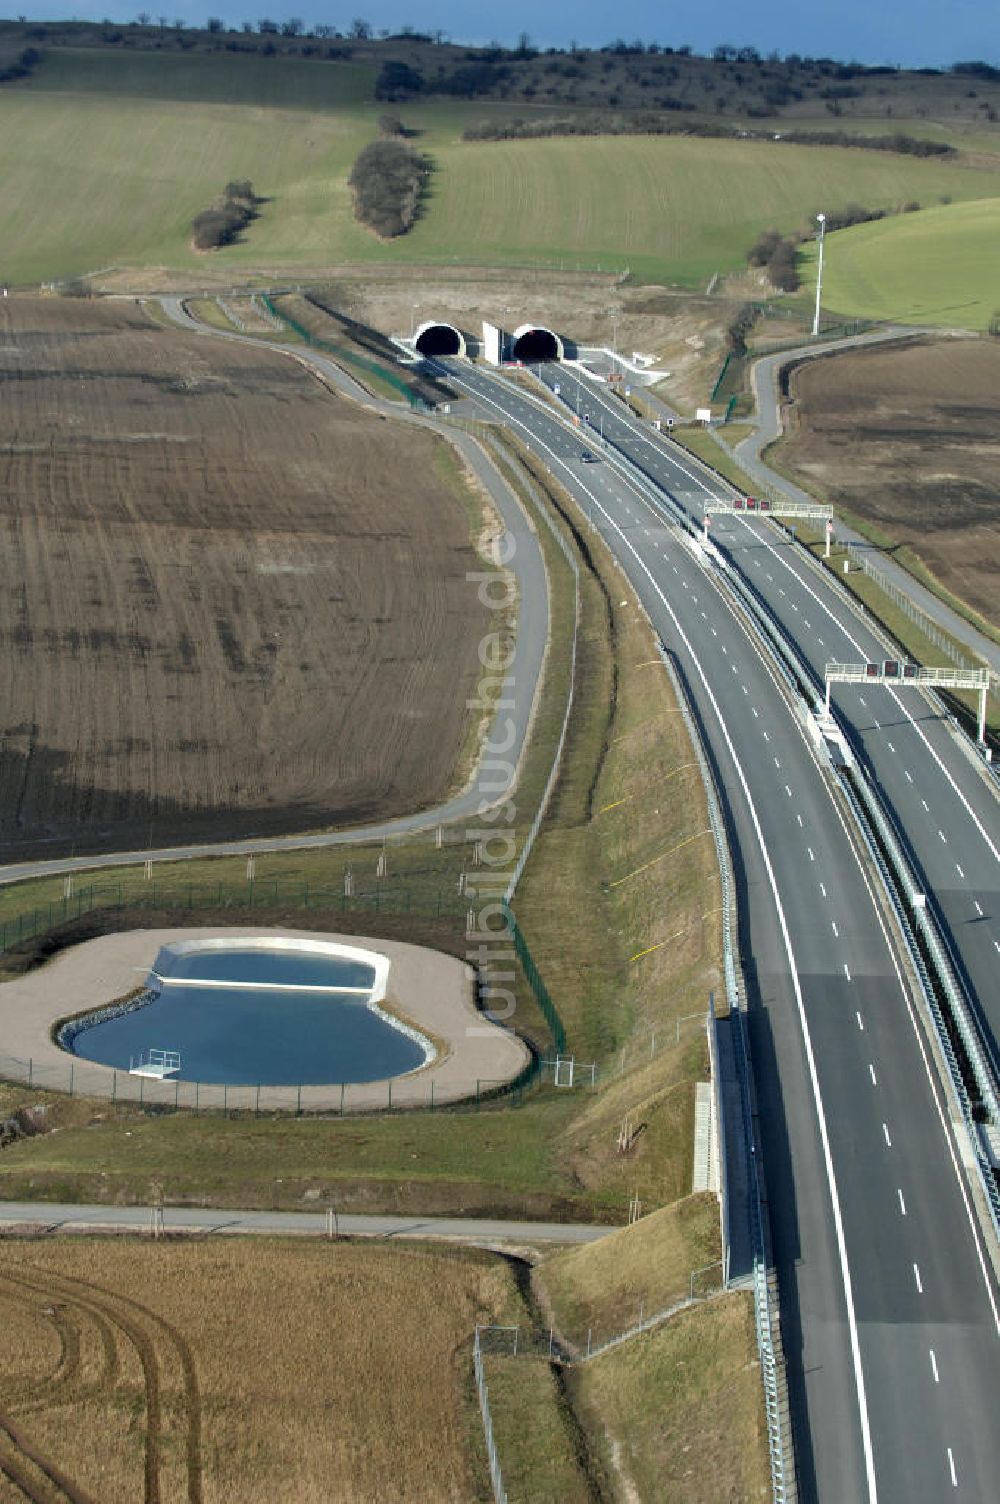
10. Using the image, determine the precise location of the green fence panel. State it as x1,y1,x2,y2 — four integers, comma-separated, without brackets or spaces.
502,902,566,1055
259,295,422,408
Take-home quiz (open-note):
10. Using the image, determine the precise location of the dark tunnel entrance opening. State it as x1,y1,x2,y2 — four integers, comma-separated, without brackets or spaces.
511,327,560,362
414,323,464,357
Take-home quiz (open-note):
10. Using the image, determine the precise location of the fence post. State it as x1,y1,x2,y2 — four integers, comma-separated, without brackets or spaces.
387,1079,392,1111
296,1084,302,1116
255,1084,260,1118
340,1082,345,1115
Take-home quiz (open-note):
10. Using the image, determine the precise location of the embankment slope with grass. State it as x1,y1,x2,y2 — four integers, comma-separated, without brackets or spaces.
799,196,1000,330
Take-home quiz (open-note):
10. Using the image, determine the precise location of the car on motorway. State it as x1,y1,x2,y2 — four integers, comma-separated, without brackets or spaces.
580,449,598,463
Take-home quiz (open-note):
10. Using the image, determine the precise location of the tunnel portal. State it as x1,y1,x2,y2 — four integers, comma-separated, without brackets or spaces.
510,325,563,362
414,322,466,357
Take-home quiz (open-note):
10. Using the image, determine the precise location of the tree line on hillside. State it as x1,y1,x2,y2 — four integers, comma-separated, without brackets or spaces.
191,180,259,250
348,139,430,238
462,113,954,158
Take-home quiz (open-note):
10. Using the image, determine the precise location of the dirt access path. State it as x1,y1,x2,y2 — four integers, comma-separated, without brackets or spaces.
0,298,489,860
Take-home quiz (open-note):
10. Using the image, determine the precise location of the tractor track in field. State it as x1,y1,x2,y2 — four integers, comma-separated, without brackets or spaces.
1,1264,203,1504
0,1405,98,1504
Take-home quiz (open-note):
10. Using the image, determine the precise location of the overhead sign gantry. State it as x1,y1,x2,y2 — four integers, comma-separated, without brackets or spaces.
702,496,834,551
824,660,991,745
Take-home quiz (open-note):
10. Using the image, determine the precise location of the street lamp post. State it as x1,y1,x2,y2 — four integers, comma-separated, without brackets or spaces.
812,213,826,338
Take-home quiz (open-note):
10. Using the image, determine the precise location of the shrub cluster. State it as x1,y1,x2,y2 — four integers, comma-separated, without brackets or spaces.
348,140,430,239
374,60,425,99
725,303,761,356
747,231,801,292
746,195,925,292
191,179,259,250
0,46,41,84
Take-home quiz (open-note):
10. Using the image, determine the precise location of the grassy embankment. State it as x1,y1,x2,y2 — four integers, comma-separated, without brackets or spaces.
488,1199,766,1499
669,426,1000,739
570,1295,771,1502
800,196,1000,332
3,45,1000,288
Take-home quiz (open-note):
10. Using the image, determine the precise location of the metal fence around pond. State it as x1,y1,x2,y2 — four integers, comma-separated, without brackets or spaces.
0,877,470,958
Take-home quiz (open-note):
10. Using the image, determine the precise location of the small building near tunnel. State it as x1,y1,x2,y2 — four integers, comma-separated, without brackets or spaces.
413,321,466,357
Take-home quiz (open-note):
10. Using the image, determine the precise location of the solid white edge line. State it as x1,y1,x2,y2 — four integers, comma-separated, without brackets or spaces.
569,366,998,869
465,356,1000,1346
442,366,881,1504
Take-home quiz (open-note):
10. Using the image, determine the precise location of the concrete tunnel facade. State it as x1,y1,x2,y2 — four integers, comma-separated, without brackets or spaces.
511,324,564,362
414,320,467,357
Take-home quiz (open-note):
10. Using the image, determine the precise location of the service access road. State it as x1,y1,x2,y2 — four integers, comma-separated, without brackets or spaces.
738,336,1000,681
0,1201,607,1245
435,357,1000,1503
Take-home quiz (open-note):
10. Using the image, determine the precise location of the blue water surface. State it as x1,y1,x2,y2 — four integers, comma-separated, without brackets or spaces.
156,946,375,990
70,986,422,1086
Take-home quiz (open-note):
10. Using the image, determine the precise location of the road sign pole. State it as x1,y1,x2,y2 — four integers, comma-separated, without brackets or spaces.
979,686,987,746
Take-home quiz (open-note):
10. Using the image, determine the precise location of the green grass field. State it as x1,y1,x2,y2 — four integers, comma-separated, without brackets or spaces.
803,197,1000,329
3,45,1000,288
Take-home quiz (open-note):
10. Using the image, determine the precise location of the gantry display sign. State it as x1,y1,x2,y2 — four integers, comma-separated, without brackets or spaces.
824,660,991,744
701,496,835,552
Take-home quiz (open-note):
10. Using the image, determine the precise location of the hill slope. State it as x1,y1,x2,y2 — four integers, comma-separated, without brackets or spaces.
803,197,1000,329
2,45,1000,291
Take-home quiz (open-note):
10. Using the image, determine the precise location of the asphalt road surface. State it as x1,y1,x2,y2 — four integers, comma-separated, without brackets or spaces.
436,356,1000,1503
531,362,1000,1077
0,1201,609,1244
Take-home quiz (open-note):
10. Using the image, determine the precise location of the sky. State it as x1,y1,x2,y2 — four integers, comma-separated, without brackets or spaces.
7,1,998,69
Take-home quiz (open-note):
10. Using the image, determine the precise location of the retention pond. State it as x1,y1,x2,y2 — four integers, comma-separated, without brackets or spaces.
63,937,428,1087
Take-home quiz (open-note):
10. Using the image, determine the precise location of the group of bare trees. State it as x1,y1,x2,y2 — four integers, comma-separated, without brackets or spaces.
348,140,429,238
191,180,259,250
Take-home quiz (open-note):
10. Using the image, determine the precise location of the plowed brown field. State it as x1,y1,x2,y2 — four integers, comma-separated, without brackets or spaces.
777,337,1000,627
0,1237,510,1502
0,299,488,858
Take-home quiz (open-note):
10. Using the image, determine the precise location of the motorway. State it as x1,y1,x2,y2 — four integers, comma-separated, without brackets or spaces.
533,363,1000,1077
5,302,999,1495
433,356,1000,1501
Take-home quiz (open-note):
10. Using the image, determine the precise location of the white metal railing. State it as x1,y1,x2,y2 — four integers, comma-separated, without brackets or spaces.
473,1327,508,1504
